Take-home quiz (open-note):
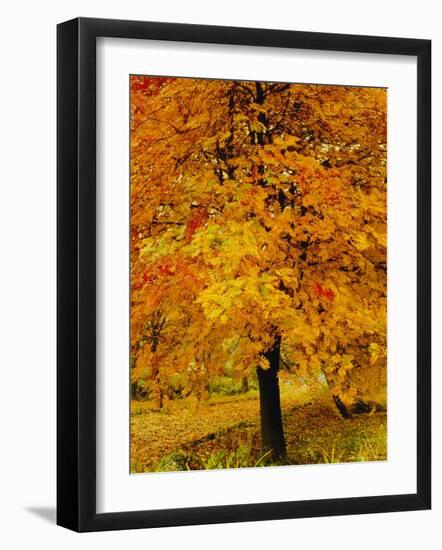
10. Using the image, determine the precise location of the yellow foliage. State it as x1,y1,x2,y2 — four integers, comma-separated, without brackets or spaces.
130,76,387,408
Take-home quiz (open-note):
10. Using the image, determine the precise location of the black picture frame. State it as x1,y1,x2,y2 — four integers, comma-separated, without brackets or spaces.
57,17,431,532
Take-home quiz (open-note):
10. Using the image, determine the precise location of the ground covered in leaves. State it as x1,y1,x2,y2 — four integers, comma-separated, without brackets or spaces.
130,388,386,473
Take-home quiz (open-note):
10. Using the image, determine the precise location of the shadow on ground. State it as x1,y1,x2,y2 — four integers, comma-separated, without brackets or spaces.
26,507,56,524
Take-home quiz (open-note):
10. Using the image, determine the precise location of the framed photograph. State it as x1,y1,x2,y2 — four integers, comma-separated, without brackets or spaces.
57,17,431,532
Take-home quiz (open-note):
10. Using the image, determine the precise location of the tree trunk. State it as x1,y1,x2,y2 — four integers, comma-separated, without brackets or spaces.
256,335,286,459
322,368,352,419
157,384,163,409
332,394,351,419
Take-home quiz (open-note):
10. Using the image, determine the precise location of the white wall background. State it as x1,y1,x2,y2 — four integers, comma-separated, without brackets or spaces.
0,1,439,548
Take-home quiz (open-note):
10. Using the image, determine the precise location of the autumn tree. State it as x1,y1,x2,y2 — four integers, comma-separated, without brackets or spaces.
130,76,387,458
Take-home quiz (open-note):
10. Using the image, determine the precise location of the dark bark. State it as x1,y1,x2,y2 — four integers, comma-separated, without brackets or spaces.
332,394,351,419
322,368,352,419
157,385,164,409
256,335,287,459
351,399,386,414
352,399,372,414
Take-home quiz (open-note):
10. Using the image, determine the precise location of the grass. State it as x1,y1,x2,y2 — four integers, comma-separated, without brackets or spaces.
152,446,274,472
285,401,387,465
130,388,387,473
302,423,387,464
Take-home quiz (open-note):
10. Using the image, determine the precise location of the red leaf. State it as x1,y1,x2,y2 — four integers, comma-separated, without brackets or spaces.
313,282,335,301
